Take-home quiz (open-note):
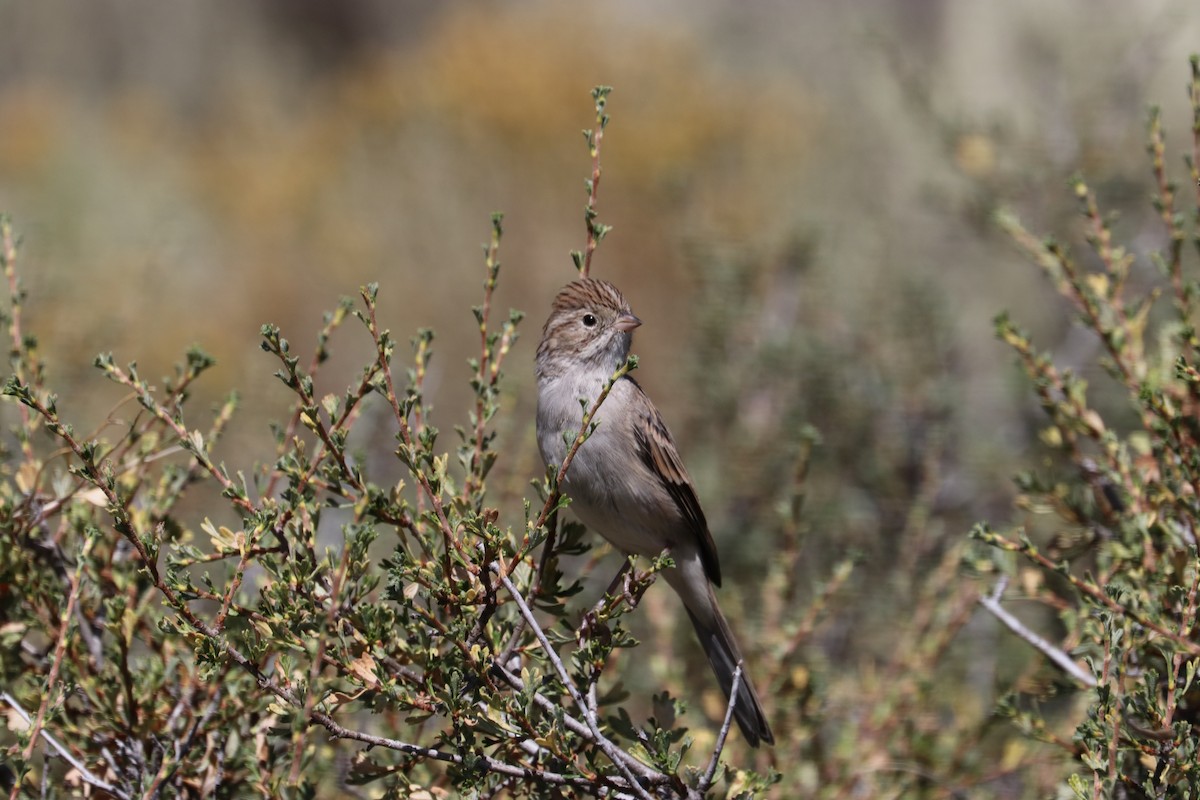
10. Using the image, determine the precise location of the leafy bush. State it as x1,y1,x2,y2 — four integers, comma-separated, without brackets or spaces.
0,90,785,800
6,57,1200,799
972,55,1200,798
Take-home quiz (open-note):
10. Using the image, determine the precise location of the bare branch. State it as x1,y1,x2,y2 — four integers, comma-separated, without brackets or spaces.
493,564,659,800
2,692,130,800
700,661,742,793
978,577,1097,688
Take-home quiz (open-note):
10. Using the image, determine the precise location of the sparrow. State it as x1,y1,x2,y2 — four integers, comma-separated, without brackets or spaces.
535,278,774,746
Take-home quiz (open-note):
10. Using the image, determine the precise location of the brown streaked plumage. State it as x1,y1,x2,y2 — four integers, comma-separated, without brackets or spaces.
535,278,774,747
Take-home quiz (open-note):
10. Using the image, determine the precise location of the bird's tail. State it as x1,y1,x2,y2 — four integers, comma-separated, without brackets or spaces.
683,589,774,747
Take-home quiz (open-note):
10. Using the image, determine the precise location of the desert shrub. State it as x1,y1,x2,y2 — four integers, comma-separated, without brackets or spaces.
971,55,1200,798
6,57,1200,799
0,91,789,800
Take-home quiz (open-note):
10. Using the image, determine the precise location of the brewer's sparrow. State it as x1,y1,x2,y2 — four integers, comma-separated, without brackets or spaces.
535,278,774,747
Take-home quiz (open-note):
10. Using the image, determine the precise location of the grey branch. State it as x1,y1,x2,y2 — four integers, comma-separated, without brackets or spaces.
978,577,1097,688
1,691,130,800
699,661,741,793
494,563,663,800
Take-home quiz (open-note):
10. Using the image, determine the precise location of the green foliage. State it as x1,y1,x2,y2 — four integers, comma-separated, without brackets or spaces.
974,54,1200,798
9,55,1200,798
0,94,781,799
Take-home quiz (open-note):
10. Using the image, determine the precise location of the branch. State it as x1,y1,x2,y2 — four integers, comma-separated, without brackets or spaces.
573,86,613,279
0,216,35,459
978,577,1097,688
2,691,129,800
463,213,517,504
262,298,354,500
493,565,659,800
699,661,742,793
18,534,91,777
487,355,637,653
360,287,470,577
975,526,1200,658
95,359,256,518
313,712,627,794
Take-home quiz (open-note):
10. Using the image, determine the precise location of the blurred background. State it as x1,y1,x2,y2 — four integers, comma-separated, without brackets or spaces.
3,0,1200,791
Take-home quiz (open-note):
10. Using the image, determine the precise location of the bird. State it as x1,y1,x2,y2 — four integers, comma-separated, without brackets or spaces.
535,277,774,747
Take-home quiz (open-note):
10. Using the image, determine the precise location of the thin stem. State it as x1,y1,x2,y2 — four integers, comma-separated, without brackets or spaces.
977,527,1200,657
979,577,1096,687
1,217,35,459
494,565,657,800
289,536,354,786
19,536,91,764
2,692,129,800
1164,555,1200,726
699,662,742,793
1148,109,1185,306
463,214,515,504
577,87,612,279
9,538,94,800
311,711,626,793
361,291,468,573
263,302,353,500
98,361,255,517
1190,55,1200,230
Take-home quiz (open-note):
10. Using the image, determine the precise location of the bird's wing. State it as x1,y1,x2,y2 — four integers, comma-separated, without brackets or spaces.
628,379,722,586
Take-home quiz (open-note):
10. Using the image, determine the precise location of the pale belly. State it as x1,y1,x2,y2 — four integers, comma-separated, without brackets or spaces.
537,376,682,559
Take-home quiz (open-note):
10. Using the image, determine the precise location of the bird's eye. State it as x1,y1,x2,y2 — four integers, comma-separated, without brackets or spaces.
582,313,598,327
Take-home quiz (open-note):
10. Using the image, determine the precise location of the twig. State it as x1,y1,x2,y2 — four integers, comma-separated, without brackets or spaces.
17,533,92,795
978,577,1097,687
493,565,657,800
490,511,558,660
976,527,1200,658
290,537,355,785
141,684,223,799
489,355,637,656
699,661,742,793
359,288,470,588
1109,645,1129,787
490,662,621,753
1147,108,1185,307
592,559,634,615
1165,556,1200,726
575,87,613,279
1,217,36,459
490,652,685,792
462,213,517,504
313,712,623,793
779,555,856,663
2,692,129,800
1190,55,1200,223
262,301,354,501
94,359,256,518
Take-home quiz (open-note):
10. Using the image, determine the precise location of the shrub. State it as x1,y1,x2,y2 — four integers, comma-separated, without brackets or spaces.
7,56,1200,798
0,89,779,800
973,54,1200,799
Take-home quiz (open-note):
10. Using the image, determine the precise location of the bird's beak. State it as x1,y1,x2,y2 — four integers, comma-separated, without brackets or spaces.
614,313,642,332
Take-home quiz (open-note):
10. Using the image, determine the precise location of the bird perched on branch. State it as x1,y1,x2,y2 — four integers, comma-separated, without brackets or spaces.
535,278,774,747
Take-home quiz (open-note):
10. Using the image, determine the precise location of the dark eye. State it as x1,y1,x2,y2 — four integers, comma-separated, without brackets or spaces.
582,313,598,327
